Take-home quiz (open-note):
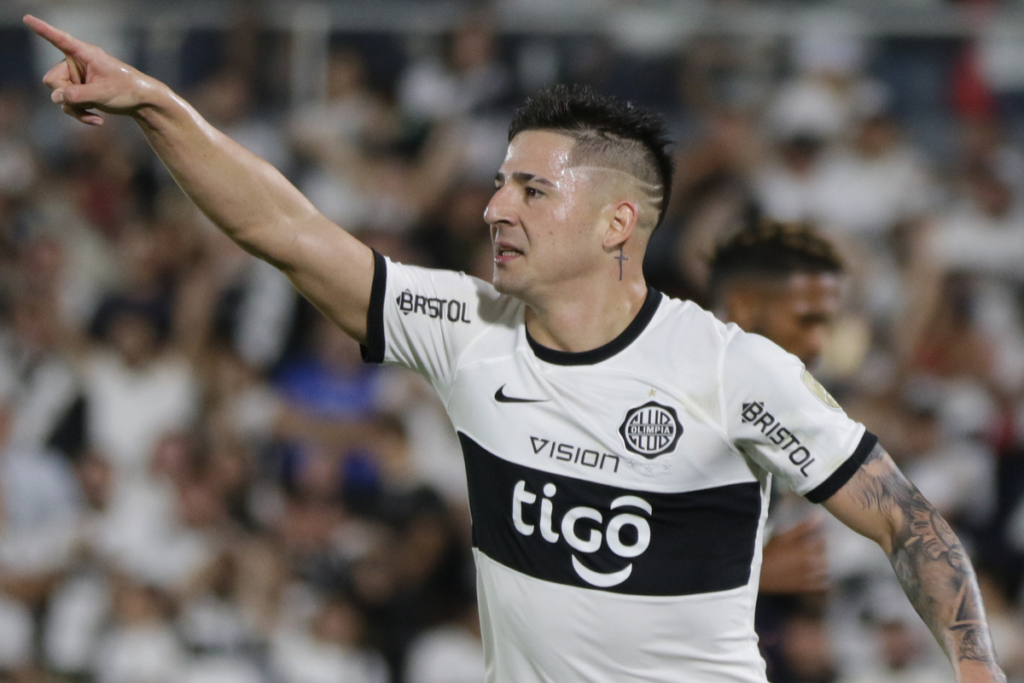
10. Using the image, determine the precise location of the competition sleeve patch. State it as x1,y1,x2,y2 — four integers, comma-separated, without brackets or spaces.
360,250,387,364
805,431,878,504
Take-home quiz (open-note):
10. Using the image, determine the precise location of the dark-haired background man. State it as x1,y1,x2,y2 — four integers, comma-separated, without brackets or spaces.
708,221,845,599
708,222,848,680
709,222,844,370
25,15,1004,683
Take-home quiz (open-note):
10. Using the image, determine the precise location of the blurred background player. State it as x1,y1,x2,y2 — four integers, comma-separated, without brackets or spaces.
709,220,844,370
706,222,1014,682
708,219,844,596
708,220,847,678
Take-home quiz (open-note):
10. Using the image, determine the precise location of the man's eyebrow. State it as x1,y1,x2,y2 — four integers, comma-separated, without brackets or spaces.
494,171,556,188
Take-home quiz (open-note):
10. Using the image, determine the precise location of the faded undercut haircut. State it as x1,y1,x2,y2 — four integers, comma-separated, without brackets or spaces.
708,220,844,303
507,84,675,230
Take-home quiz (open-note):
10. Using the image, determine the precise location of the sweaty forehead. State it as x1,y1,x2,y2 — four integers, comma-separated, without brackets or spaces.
502,131,577,178
502,130,655,194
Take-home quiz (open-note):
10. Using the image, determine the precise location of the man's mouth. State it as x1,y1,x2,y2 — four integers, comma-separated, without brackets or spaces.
494,244,523,263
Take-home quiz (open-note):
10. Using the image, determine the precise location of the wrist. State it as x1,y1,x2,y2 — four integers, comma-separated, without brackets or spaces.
957,658,1006,683
131,76,183,128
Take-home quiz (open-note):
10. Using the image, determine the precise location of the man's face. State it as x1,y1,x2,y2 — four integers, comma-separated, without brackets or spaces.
484,131,608,299
728,273,842,367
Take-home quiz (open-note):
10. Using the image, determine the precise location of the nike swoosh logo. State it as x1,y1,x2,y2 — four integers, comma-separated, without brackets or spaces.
494,385,549,404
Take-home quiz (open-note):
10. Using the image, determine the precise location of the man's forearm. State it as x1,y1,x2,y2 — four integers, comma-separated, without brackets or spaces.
856,448,1004,681
27,15,375,341
132,87,322,271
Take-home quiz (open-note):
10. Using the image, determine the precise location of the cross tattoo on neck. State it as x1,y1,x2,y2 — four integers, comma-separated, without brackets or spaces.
615,248,628,281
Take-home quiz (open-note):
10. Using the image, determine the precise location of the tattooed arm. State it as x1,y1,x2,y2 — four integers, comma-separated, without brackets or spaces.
822,444,1006,683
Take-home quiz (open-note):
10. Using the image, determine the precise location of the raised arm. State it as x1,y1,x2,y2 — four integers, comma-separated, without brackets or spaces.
822,443,1005,683
24,15,374,342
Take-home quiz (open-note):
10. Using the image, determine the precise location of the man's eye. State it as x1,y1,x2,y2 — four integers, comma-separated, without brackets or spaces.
526,187,543,198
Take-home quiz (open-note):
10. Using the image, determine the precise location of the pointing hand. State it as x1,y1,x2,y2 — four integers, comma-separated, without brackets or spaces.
24,14,162,126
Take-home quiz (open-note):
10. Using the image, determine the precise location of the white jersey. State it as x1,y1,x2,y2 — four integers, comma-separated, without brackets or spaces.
362,254,875,683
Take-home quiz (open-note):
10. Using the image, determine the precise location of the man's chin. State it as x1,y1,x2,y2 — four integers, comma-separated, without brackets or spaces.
492,272,525,297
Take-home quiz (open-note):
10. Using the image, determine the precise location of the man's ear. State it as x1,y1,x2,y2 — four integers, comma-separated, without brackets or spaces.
603,200,639,251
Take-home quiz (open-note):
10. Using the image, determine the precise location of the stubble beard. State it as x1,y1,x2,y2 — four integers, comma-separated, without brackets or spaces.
492,267,528,299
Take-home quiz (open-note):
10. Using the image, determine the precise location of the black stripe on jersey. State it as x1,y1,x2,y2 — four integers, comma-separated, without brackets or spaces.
527,288,663,366
805,431,879,504
360,249,387,364
460,432,761,597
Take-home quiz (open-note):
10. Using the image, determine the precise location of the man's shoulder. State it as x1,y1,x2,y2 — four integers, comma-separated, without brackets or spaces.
723,326,796,365
385,258,523,326
650,295,801,378
719,327,807,404
649,293,735,351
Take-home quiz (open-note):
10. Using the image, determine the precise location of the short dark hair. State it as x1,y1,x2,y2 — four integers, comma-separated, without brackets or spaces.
708,220,844,300
508,84,675,229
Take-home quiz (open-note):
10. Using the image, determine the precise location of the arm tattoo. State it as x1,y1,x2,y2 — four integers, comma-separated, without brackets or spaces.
856,445,1003,678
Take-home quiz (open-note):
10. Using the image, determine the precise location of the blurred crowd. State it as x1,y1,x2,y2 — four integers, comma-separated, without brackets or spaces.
3,3,1024,682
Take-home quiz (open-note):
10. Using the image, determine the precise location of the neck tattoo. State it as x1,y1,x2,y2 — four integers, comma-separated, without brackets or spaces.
615,248,628,281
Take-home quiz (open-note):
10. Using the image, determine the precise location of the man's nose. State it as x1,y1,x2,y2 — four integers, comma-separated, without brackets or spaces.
484,185,515,227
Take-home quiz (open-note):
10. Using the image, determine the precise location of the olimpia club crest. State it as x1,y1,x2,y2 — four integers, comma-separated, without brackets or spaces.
618,401,683,459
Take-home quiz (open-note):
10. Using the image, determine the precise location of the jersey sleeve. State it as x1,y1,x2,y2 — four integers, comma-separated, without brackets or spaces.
361,252,513,400
720,328,877,503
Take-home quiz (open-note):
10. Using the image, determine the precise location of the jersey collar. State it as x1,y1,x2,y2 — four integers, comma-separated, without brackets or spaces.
527,287,663,366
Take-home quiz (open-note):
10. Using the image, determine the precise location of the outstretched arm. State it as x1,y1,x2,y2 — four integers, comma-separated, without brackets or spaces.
823,444,1005,683
24,15,374,342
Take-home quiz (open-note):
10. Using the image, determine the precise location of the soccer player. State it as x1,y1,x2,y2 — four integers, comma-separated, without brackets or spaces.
25,16,1005,683
708,221,843,370
707,221,844,596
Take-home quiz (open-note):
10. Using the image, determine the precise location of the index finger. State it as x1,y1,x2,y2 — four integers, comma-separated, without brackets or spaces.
23,15,88,57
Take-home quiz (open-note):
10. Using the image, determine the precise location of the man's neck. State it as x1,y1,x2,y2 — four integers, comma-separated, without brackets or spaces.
524,275,650,354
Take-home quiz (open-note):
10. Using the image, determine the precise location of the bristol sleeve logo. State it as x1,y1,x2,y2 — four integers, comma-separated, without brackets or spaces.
395,289,471,323
617,401,683,459
741,401,816,476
